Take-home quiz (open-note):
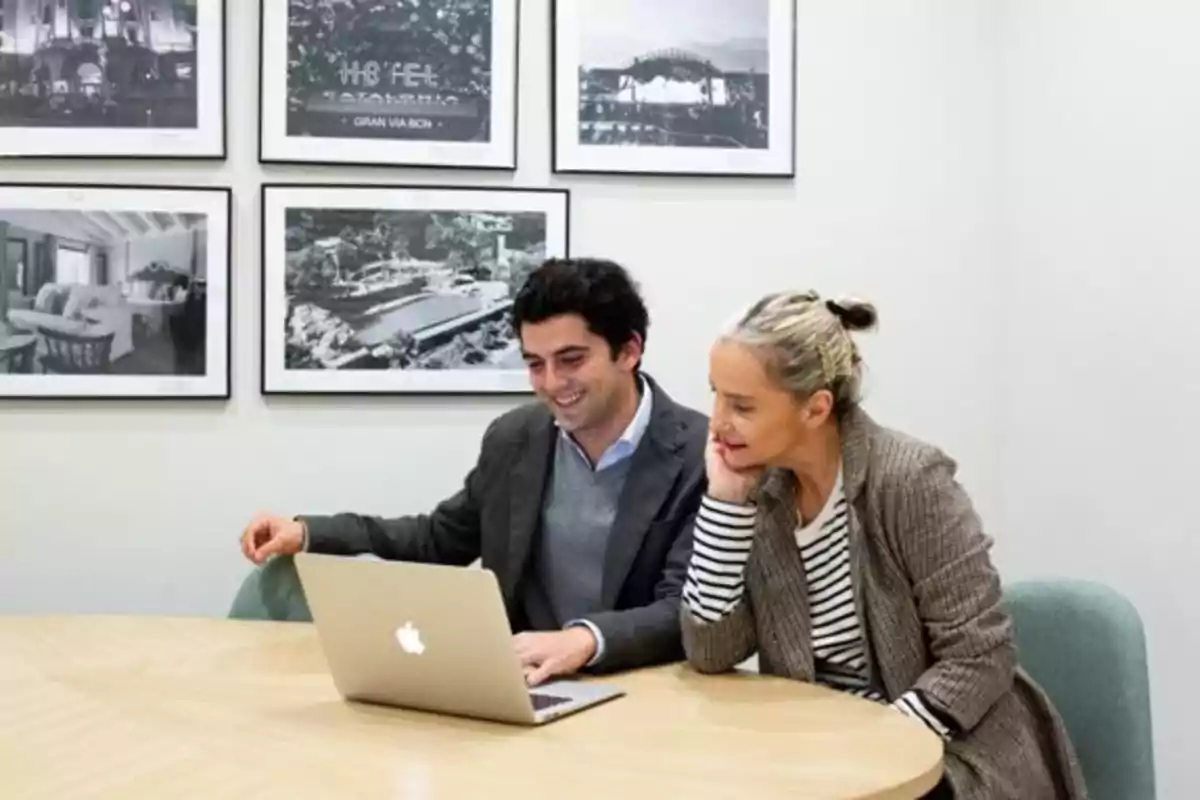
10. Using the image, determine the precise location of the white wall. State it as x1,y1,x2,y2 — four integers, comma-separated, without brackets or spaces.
998,1,1199,795
12,0,1193,791
0,0,1003,619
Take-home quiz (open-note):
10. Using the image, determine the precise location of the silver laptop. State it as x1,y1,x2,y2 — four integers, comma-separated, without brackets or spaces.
293,552,625,725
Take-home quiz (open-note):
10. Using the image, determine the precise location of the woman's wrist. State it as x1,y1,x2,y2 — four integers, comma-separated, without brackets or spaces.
704,488,755,507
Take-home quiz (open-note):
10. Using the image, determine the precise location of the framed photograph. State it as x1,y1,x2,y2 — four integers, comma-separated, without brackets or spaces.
551,0,795,177
0,0,227,160
261,183,569,395
0,183,231,399
259,0,518,170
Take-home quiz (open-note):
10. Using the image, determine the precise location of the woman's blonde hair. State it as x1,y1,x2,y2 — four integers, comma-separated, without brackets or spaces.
722,290,878,417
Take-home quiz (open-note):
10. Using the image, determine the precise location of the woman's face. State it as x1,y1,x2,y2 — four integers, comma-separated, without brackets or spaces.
707,339,832,471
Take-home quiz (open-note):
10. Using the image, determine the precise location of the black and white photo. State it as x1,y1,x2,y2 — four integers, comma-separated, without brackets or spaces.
262,184,568,395
0,0,226,158
259,0,517,169
0,184,230,398
552,0,794,176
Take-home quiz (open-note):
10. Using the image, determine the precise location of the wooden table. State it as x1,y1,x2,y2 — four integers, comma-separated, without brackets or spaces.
0,616,944,799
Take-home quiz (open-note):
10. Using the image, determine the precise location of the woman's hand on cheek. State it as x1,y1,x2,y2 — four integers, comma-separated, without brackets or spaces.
705,435,763,505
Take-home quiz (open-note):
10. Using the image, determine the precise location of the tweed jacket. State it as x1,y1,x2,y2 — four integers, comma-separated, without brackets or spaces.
681,407,1089,800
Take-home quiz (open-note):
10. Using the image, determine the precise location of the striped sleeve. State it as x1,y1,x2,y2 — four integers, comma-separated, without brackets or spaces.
892,689,956,741
681,495,758,623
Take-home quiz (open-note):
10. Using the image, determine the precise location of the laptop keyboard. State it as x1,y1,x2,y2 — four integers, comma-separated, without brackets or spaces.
530,692,571,711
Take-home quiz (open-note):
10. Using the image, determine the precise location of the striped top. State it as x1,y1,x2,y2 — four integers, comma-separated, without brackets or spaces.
793,472,883,702
682,469,954,741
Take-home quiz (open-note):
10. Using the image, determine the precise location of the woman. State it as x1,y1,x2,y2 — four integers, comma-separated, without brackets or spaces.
681,291,1088,800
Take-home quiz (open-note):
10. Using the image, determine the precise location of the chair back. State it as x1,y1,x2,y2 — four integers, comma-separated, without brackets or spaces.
39,327,114,373
1004,580,1156,800
228,555,313,622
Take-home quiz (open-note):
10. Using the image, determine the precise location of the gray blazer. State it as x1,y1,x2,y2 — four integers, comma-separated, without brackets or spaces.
681,407,1089,800
302,374,709,674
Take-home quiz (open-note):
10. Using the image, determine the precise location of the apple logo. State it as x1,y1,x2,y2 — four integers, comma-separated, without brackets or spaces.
395,621,425,655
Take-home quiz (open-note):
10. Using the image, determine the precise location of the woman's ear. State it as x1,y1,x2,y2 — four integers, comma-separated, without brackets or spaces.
803,389,835,428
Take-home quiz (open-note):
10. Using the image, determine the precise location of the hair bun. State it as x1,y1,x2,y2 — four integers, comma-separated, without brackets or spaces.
826,297,878,332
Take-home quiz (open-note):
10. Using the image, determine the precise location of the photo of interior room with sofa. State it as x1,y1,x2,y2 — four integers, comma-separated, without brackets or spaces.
0,208,209,376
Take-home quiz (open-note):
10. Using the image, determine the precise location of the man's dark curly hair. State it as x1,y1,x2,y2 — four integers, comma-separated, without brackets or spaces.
510,257,648,362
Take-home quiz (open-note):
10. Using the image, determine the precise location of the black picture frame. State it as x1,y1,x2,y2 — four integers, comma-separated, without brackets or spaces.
258,0,521,171
0,182,233,400
260,182,571,396
0,0,228,161
550,0,797,178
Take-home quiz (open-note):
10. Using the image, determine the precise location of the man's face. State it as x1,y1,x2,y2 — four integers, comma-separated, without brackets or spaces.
520,314,641,434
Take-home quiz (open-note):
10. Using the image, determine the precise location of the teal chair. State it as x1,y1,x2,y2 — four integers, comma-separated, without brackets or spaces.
1004,580,1156,800
228,555,313,622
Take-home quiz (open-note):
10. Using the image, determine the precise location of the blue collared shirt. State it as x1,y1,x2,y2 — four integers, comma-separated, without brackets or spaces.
559,375,654,472
560,377,653,665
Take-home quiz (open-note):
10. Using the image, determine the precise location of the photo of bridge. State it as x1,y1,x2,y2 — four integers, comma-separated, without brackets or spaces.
574,0,769,149
282,206,546,373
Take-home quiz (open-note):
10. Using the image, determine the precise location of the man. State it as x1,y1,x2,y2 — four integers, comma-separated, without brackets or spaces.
239,258,708,687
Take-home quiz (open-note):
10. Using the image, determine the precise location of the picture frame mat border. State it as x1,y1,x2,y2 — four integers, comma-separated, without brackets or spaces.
0,0,228,161
257,0,520,170
259,182,571,396
549,0,797,177
0,181,233,400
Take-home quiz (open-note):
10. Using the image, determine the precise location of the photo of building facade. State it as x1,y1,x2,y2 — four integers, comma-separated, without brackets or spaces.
0,0,199,129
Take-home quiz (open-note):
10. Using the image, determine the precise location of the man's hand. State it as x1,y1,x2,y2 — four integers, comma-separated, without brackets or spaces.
239,513,305,564
513,628,598,687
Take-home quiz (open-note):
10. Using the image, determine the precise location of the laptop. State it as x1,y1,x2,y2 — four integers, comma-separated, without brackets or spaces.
293,552,625,725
